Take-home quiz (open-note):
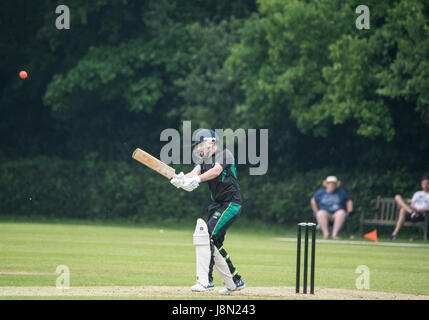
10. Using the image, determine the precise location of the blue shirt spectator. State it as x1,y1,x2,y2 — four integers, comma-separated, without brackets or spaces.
313,188,350,213
310,176,353,240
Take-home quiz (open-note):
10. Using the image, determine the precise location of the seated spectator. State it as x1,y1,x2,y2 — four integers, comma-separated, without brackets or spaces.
390,176,429,240
310,176,353,240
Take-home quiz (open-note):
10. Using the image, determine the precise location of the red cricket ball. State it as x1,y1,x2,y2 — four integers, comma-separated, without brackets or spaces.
19,71,28,79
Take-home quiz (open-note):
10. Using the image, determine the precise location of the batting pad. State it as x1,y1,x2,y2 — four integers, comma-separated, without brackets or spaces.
193,218,210,286
213,247,236,290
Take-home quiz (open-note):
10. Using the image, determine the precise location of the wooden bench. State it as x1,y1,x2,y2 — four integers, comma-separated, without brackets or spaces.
360,196,428,240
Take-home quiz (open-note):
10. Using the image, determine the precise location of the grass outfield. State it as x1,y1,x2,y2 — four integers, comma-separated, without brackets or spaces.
0,219,428,299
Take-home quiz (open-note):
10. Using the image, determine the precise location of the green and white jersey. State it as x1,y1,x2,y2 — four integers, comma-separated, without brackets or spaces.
199,148,242,204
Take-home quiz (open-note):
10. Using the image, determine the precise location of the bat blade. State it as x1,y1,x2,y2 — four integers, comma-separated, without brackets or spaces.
132,148,175,179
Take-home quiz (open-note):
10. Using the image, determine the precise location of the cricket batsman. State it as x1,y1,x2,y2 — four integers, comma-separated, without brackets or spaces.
170,129,246,294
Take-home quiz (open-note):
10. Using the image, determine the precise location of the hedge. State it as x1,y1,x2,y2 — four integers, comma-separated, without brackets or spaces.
0,155,422,232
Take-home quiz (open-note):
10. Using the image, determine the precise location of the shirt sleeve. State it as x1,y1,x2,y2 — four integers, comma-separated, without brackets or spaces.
411,192,419,203
340,189,350,202
215,149,234,170
313,189,323,203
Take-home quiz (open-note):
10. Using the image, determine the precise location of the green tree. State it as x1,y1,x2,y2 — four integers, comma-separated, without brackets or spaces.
376,0,429,123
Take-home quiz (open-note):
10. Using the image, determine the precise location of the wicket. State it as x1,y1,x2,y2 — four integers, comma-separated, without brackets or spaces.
296,222,316,294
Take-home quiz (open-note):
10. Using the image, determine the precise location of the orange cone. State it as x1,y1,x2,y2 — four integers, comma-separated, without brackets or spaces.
364,229,378,243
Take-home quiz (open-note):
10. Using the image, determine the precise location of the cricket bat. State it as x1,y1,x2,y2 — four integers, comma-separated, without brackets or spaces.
132,148,176,179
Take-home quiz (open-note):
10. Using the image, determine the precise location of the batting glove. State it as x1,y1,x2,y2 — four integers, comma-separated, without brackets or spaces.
181,175,201,192
170,172,185,188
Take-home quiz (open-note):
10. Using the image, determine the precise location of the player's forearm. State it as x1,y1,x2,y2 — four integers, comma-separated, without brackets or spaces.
198,166,222,182
185,166,201,178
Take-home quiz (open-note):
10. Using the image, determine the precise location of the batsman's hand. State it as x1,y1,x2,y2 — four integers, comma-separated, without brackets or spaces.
181,175,200,192
170,172,185,188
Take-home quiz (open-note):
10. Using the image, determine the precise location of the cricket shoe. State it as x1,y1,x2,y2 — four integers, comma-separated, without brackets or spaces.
191,282,214,292
219,279,246,295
